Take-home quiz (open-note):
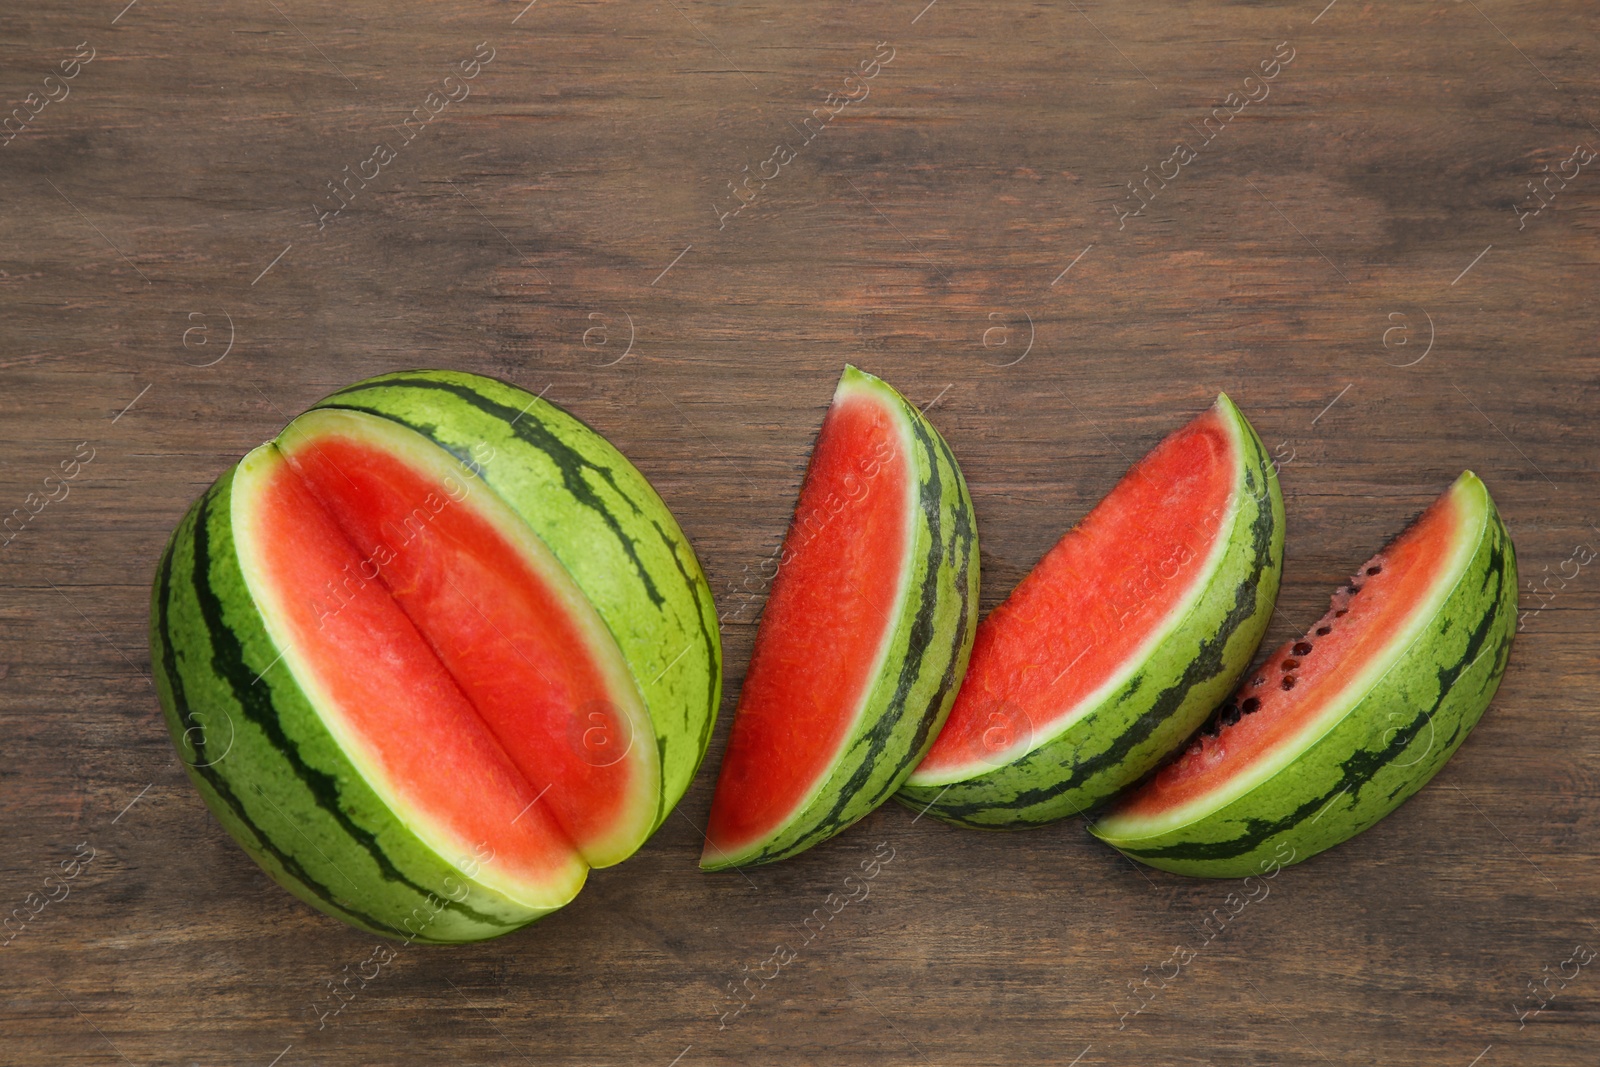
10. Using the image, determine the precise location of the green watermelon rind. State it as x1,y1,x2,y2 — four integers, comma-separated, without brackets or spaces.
701,365,980,869
894,394,1285,829
1091,471,1517,878
152,472,569,943
310,370,724,831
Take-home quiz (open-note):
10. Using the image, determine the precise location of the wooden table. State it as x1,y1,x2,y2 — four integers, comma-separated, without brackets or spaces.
2,0,1596,1063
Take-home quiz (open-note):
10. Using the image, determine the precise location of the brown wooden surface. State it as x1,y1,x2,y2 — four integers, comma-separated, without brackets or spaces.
2,0,1598,1063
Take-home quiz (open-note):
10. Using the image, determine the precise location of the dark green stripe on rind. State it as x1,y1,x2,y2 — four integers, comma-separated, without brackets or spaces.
1093,476,1517,877
896,396,1285,828
702,367,980,869
312,371,721,833
150,469,552,942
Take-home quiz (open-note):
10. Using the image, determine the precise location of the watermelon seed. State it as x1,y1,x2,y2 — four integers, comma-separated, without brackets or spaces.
1282,658,1300,671
1241,697,1260,714
1220,704,1242,726
1334,609,1347,617
1280,675,1297,690
1315,625,1332,635
1366,565,1382,575
1293,641,1313,656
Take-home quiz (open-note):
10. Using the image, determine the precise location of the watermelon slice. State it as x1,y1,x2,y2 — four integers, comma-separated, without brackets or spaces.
152,371,721,941
701,366,978,869
898,394,1284,828
1093,472,1517,877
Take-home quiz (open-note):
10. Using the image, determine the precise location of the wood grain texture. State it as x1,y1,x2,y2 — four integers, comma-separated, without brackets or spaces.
2,0,1597,1063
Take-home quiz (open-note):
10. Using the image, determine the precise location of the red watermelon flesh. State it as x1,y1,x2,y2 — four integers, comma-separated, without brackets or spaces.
1113,482,1470,822
236,409,657,900
703,385,911,858
915,403,1236,778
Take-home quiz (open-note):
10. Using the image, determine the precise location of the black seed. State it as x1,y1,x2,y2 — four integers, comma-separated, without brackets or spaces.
1349,584,1362,595
1293,641,1313,656
1335,609,1348,617
1241,697,1260,714
1280,675,1297,691
1282,658,1300,671
1366,565,1382,576
1221,704,1242,726
1316,626,1332,636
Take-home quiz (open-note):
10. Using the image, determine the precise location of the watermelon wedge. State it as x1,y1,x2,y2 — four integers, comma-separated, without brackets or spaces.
701,366,978,869
898,394,1284,828
1093,472,1517,877
152,371,721,941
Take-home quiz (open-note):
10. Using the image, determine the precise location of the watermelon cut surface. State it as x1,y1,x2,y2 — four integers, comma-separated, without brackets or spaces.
1093,471,1517,877
702,366,978,869
153,371,721,941
263,410,660,870
239,442,590,904
898,394,1284,828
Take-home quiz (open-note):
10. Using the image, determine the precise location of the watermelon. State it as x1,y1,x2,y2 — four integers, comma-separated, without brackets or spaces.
898,394,1284,829
1092,471,1517,878
151,370,721,941
700,366,978,869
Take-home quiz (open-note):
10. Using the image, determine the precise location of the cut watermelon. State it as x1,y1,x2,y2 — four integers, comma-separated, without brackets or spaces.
152,371,721,940
701,366,978,869
1093,471,1517,877
899,394,1284,828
